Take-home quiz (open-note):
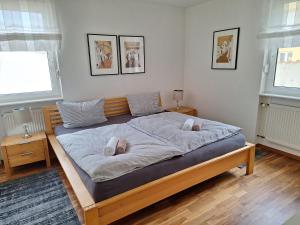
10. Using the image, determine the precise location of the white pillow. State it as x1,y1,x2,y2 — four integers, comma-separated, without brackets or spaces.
56,98,107,128
127,92,163,116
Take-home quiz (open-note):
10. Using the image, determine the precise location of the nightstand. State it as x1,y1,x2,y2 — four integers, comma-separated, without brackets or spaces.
0,132,51,177
166,106,197,116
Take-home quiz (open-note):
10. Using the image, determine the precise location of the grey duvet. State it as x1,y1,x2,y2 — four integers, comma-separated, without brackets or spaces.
128,112,241,153
57,112,242,182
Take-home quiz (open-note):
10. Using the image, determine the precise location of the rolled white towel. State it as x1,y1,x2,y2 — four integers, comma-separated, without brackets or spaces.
182,118,195,131
104,137,119,156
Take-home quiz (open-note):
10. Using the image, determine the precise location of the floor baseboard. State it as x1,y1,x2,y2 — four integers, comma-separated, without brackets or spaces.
256,144,300,161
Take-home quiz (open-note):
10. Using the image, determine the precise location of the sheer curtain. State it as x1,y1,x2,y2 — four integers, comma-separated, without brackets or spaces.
0,0,61,73
261,0,300,37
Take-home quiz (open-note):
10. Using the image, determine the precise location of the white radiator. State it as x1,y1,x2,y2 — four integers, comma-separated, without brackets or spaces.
1,108,45,136
259,103,300,151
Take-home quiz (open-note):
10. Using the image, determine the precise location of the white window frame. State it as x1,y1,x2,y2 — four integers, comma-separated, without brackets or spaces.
260,37,300,99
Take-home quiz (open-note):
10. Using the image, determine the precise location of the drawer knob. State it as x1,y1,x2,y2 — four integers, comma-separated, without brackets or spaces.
20,152,33,156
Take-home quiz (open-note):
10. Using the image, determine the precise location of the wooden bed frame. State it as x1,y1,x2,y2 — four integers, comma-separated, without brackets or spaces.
43,97,255,225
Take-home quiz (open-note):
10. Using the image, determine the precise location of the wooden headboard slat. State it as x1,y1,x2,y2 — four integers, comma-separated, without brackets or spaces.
104,104,129,109
51,119,63,124
43,97,132,135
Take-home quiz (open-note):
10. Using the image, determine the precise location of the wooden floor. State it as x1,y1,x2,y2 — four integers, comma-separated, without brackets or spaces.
1,150,300,225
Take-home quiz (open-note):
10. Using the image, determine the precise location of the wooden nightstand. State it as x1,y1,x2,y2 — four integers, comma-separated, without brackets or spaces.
0,132,51,177
166,106,197,116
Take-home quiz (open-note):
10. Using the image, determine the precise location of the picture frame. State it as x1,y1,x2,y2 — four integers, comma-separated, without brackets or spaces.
87,34,119,76
119,35,145,74
211,27,240,70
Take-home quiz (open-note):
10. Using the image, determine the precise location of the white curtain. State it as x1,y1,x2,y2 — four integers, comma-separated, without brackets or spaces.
0,0,61,73
260,0,300,38
259,0,300,97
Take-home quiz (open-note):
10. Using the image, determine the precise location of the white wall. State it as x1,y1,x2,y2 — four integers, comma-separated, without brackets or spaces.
184,0,263,142
55,0,185,107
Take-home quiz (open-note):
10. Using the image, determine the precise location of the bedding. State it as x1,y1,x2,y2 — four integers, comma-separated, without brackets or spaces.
57,123,184,182
56,98,107,128
128,112,241,153
127,92,163,116
57,112,241,182
55,114,246,202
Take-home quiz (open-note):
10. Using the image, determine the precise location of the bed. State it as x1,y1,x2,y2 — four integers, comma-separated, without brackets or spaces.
43,97,255,225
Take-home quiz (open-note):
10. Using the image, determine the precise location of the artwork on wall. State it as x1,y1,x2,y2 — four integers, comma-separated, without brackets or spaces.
87,34,119,76
119,35,145,74
211,27,240,70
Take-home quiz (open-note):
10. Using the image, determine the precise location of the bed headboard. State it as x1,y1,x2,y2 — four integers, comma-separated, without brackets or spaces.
43,96,162,135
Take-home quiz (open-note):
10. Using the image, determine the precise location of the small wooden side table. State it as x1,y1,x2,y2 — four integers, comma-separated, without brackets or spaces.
1,132,51,177
166,106,197,116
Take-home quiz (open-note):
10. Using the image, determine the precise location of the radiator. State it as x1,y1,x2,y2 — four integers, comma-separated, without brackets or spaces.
1,108,45,136
259,103,300,151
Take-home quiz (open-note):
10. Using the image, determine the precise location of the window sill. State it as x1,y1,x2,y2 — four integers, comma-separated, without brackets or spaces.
0,97,63,107
259,93,300,101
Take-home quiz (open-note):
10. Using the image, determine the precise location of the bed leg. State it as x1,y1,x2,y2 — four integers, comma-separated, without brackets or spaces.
84,207,99,225
246,145,255,175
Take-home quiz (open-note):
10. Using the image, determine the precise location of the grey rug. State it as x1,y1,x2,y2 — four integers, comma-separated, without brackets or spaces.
0,170,80,225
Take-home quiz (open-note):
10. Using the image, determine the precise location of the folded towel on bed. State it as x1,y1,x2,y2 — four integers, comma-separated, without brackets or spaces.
116,139,127,155
192,124,201,131
104,136,119,156
182,119,194,131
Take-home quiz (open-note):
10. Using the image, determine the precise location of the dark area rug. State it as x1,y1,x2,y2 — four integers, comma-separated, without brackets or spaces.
0,170,80,225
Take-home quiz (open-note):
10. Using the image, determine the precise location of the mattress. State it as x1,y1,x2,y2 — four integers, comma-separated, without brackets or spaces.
55,114,246,202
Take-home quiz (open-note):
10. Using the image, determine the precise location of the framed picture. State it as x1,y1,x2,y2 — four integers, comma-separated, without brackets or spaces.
119,35,145,74
87,34,119,76
211,27,240,70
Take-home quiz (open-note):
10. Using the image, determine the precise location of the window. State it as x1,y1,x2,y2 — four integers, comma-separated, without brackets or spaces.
0,51,52,95
0,50,62,105
259,0,300,98
274,47,300,89
0,0,62,105
260,39,300,98
278,51,291,63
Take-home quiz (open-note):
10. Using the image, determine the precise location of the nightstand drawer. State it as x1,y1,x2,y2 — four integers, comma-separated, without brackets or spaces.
7,141,45,167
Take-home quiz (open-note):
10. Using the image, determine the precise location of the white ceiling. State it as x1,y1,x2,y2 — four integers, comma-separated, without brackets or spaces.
140,0,211,7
